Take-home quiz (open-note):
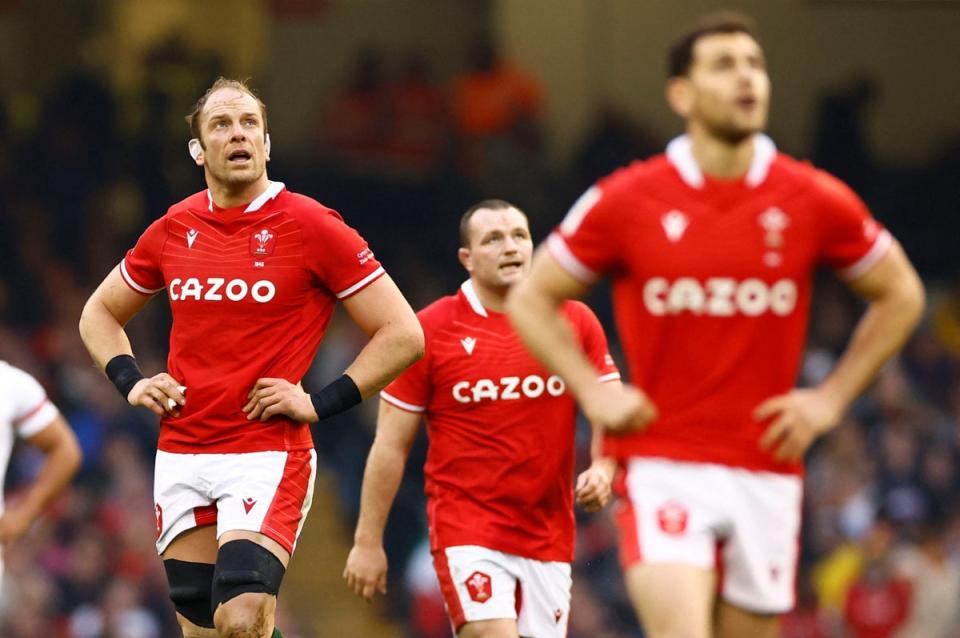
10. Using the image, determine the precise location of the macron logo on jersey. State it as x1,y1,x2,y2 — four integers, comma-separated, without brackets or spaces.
460,337,477,355
186,229,199,248
661,210,689,243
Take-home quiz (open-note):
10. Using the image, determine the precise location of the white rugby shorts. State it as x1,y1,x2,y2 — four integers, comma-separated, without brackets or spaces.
153,449,316,555
616,457,802,613
433,545,571,637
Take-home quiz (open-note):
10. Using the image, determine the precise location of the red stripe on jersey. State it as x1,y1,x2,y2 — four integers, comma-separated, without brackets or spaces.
432,549,467,631
615,469,642,568
260,450,312,553
427,497,440,551
193,504,217,527
13,398,49,428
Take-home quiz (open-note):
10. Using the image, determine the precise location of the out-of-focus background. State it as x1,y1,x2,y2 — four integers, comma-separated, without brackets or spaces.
1,1,959,636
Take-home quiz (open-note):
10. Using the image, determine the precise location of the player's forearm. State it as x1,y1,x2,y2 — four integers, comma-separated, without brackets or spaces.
822,277,924,413
588,424,616,482
506,282,601,401
20,434,82,522
79,295,134,370
589,379,621,461
353,440,408,546
344,322,424,399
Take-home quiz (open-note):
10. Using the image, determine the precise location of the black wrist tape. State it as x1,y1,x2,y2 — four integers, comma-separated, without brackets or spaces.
105,354,145,401
310,374,362,422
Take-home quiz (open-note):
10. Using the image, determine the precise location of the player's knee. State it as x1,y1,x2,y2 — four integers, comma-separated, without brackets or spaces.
163,559,216,629
211,540,286,616
641,625,709,638
458,619,520,638
214,592,275,638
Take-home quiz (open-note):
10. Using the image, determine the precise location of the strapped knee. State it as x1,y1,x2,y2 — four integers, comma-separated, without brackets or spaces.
211,540,286,610
164,559,216,629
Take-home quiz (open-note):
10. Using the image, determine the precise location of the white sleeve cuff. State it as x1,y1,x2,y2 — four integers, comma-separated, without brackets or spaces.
838,230,893,280
380,390,425,413
16,400,59,438
546,233,599,284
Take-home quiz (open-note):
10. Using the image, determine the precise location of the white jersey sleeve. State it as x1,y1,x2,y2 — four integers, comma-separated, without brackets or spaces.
1,362,59,438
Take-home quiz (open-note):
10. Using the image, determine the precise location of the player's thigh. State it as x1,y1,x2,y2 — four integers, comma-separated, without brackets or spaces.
162,525,219,562
434,546,520,633
624,563,715,638
458,618,519,638
715,600,779,638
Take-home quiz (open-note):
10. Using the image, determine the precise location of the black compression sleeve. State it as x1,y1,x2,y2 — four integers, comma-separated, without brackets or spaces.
309,374,362,422
105,354,145,401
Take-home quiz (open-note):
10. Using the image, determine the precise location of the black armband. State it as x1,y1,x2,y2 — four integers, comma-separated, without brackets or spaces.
309,374,362,422
105,354,145,401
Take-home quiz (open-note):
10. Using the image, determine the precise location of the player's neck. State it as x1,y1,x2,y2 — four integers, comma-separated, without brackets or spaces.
470,279,509,314
688,126,755,180
208,175,271,209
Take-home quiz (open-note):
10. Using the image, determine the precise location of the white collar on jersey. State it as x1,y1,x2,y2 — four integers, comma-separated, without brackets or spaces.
206,180,285,213
665,134,776,189
460,279,488,317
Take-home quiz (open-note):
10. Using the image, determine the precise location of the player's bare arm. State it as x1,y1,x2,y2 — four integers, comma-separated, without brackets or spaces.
245,274,423,423
757,241,924,461
344,399,422,601
340,274,424,395
575,380,620,512
79,266,187,417
507,248,657,433
0,415,81,547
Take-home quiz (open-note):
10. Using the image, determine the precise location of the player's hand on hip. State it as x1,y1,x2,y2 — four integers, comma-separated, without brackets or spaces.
575,459,616,512
581,383,657,434
244,378,317,422
128,374,186,417
343,543,388,602
756,387,844,462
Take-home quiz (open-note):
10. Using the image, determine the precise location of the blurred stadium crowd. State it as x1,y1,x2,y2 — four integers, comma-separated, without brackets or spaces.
2,31,960,638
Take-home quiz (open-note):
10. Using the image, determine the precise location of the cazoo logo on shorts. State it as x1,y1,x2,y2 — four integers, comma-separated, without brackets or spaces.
643,277,798,317
452,375,565,403
168,277,276,303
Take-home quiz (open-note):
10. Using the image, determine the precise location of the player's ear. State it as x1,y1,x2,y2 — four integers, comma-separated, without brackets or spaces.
458,247,473,272
188,138,205,166
666,77,693,118
264,133,271,161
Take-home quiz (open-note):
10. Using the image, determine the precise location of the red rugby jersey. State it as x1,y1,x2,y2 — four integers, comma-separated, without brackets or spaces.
548,135,892,475
121,182,385,453
381,280,619,562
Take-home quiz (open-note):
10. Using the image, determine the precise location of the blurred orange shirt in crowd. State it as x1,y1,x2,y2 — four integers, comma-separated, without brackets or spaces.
451,63,543,137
